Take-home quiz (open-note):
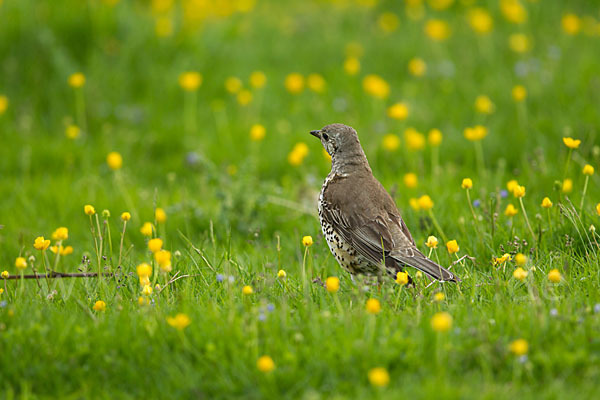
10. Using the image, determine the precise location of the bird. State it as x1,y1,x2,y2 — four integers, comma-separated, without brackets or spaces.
310,123,459,284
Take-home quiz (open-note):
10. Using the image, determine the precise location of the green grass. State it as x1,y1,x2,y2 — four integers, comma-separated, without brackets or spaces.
1,0,600,398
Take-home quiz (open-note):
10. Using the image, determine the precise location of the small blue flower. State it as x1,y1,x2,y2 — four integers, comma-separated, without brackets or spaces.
228,275,235,283
267,303,275,312
216,274,224,282
500,190,508,198
594,303,600,314
518,355,528,364
550,308,558,317
258,313,266,322
0,300,6,308
473,199,481,208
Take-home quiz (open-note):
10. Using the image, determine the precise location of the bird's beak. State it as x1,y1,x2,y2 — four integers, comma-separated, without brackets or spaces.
310,130,321,138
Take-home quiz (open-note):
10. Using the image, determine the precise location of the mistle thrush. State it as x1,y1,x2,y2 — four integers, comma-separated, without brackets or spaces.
310,123,459,283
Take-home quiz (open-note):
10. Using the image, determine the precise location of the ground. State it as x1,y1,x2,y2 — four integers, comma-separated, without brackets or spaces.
1,0,600,399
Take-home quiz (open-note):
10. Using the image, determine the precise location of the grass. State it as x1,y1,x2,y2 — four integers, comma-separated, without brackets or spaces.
1,0,600,398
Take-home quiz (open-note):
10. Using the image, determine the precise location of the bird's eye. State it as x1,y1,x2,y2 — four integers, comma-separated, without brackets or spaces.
322,133,329,141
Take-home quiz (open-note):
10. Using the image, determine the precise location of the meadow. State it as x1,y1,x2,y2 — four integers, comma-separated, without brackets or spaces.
1,0,600,398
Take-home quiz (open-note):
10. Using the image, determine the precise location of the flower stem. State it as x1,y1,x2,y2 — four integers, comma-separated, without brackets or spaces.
427,209,447,243
579,175,589,214
519,197,536,242
465,189,481,237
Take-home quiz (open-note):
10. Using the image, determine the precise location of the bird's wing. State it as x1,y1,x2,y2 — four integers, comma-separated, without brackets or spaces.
322,176,458,282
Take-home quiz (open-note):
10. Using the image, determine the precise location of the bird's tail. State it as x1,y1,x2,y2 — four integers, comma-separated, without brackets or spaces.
391,251,460,282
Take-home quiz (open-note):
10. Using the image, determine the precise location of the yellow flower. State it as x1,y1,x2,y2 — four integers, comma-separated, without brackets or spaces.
139,275,150,287
428,129,442,147
513,267,528,281
562,137,581,149
408,57,426,77
417,195,433,211
404,173,418,189
155,207,167,223
512,85,527,102
106,151,123,170
155,16,173,37
93,300,106,312
326,276,340,293
515,253,527,266
84,205,96,215
494,253,511,265
138,296,149,306
136,263,152,278
509,33,531,53
250,124,266,141
409,198,420,211
396,271,409,286
287,142,309,166
277,269,287,279
446,240,459,254
583,164,594,175
474,95,494,114
366,298,381,314
505,204,518,217
404,128,425,151
425,236,438,249
562,14,581,35
463,125,487,141
368,367,390,387
500,0,527,24
468,7,493,34
513,185,526,198
237,90,252,106
562,179,573,193
65,124,81,139
179,71,202,91
167,313,191,330
362,74,390,99
378,12,399,33
509,338,529,356
302,236,314,247
343,57,360,76
284,73,304,94
461,178,473,190
142,284,153,296
596,203,600,216
430,312,452,332
50,245,73,255
382,134,400,152
433,292,445,302
148,238,163,253
307,73,326,93
424,19,451,41
256,355,275,373
541,197,553,208
242,285,253,295
15,257,27,270
249,71,266,89
0,95,8,115
155,250,172,272
548,269,562,283
506,180,519,193
387,102,409,120
68,72,86,88
52,227,69,241
225,76,242,93
1,271,9,279
33,236,51,251
140,222,154,237
428,0,454,11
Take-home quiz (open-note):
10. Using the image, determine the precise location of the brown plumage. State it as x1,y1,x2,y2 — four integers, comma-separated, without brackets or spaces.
310,123,459,283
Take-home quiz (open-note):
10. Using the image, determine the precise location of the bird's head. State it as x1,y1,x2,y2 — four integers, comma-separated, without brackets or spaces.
309,123,363,159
